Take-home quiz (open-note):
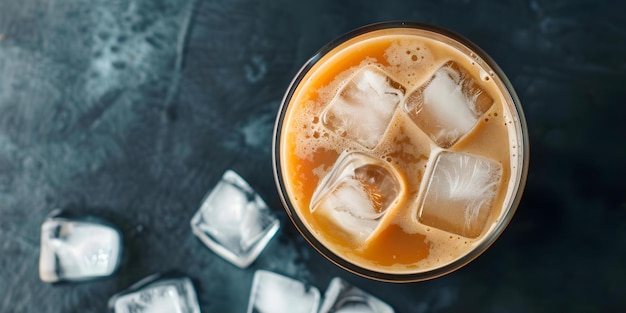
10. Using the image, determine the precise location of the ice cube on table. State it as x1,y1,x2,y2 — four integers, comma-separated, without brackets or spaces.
108,273,200,313
39,210,122,283
418,151,502,238
310,151,403,242
247,270,320,313
403,61,494,148
322,65,405,149
190,170,280,268
318,277,394,313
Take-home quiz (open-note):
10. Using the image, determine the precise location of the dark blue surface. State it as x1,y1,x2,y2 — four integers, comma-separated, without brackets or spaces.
1,0,625,312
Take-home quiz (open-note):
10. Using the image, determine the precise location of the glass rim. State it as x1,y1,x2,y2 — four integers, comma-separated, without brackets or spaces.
272,21,529,282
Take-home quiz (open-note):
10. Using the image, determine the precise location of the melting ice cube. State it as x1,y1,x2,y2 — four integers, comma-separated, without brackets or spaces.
419,151,502,238
247,270,320,313
190,170,280,268
108,273,200,313
39,210,122,283
318,277,394,313
403,61,494,148
322,65,405,149
310,151,403,242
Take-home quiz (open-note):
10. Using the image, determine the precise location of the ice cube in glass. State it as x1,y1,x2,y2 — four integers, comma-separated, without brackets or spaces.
247,270,320,313
39,210,122,283
190,170,280,268
403,61,494,148
322,65,405,149
310,151,403,243
418,151,502,238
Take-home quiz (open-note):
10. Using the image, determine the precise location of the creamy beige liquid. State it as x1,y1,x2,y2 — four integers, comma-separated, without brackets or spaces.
279,28,523,274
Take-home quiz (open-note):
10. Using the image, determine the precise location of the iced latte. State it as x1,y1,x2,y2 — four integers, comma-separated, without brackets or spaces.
273,22,528,281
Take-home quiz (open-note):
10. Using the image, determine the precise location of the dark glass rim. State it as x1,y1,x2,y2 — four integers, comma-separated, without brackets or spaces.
272,21,529,282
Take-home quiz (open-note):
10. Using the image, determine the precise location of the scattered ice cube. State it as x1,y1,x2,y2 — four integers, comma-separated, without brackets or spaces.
418,151,502,238
39,210,122,283
190,170,280,268
108,273,200,313
322,65,405,149
318,277,394,313
403,61,494,148
247,270,320,313
310,151,403,242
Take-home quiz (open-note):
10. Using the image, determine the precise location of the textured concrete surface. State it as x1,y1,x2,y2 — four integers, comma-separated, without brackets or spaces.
0,0,625,312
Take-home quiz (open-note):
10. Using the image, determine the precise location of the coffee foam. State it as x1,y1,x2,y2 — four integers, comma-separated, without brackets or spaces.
384,38,436,88
284,32,522,274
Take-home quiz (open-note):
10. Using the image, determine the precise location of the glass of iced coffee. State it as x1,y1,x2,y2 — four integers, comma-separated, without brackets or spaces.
273,21,528,282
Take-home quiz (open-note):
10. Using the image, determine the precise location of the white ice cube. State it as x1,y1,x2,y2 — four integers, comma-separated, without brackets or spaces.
310,151,403,242
109,274,200,313
190,170,280,268
419,151,502,238
318,277,394,313
39,210,122,283
247,270,320,313
404,61,494,148
322,66,405,149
